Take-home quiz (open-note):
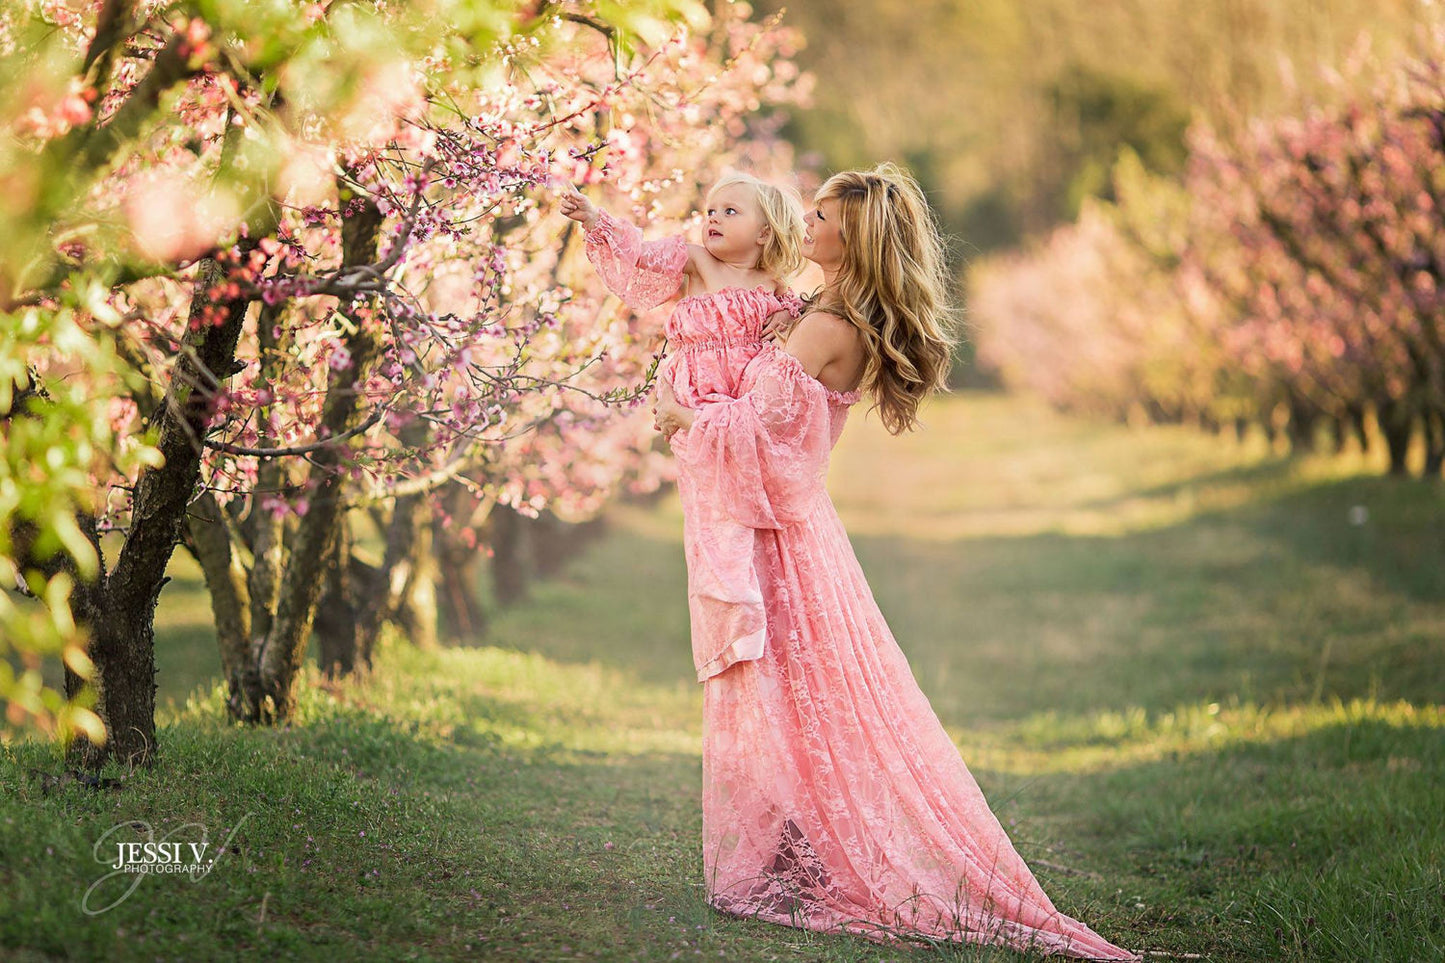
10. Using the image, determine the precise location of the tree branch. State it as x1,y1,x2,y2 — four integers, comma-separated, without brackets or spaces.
203,406,387,457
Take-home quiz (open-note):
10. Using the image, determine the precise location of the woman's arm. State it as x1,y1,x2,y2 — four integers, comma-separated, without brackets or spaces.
659,342,840,529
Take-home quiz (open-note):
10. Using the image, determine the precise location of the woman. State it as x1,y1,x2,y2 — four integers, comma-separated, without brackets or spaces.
651,164,1139,960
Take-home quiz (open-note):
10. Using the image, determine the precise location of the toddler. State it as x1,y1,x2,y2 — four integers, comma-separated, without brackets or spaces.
560,174,807,681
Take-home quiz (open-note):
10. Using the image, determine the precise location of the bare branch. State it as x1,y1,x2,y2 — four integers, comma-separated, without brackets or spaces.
203,406,388,457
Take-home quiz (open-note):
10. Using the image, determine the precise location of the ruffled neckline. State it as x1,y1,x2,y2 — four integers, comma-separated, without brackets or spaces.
770,346,863,406
676,284,778,308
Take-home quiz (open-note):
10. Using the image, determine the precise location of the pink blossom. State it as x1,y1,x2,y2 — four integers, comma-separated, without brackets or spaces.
124,174,239,262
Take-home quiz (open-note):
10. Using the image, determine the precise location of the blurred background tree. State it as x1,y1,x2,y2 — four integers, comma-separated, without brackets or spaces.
756,0,1436,388
758,0,1428,249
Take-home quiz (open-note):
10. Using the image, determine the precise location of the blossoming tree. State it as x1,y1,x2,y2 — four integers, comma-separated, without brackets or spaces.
1,0,807,768
970,27,1445,478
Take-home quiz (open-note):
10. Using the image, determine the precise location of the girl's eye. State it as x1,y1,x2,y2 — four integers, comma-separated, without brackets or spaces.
725,207,736,215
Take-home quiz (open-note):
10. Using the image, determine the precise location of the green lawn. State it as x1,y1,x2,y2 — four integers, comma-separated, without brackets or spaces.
2,391,1441,962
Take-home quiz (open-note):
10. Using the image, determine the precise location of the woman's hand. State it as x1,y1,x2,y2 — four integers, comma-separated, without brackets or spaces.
652,379,695,440
761,309,795,343
558,185,599,230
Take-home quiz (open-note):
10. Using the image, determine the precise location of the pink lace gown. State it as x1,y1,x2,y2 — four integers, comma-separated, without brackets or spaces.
665,348,1140,960
587,208,1137,959
585,210,804,681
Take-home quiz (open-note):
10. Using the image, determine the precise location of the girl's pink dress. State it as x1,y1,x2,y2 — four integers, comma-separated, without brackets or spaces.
586,210,803,681
591,211,1139,960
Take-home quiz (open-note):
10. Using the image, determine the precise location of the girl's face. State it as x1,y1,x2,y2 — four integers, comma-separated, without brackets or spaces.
703,183,769,265
802,196,844,272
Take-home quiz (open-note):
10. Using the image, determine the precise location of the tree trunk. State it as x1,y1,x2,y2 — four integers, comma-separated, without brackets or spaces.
1423,404,1445,479
249,189,386,722
355,417,440,656
1377,398,1413,476
530,510,607,579
1347,401,1370,454
186,186,386,724
435,515,487,643
65,253,254,768
313,493,441,678
1260,398,1280,446
310,414,441,675
530,510,570,579
67,587,161,770
397,539,439,649
373,493,439,652
182,491,252,721
1330,414,1349,454
1284,391,1318,454
315,520,361,677
246,304,289,653
489,503,529,606
184,301,298,723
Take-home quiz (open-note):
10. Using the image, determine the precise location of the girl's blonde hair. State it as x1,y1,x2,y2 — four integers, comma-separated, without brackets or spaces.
708,172,806,280
812,162,960,435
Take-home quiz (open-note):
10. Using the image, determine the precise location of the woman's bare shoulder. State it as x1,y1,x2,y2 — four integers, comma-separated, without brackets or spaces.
786,310,860,348
780,310,861,381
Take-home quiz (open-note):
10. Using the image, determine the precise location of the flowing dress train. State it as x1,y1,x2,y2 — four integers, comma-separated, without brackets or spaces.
668,345,1140,960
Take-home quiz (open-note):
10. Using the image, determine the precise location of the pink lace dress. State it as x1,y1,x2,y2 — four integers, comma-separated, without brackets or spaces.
585,210,804,682
666,348,1140,960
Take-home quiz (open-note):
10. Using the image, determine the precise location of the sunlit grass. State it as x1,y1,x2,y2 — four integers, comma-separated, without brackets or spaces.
958,696,1442,775
826,390,1426,539
287,642,704,760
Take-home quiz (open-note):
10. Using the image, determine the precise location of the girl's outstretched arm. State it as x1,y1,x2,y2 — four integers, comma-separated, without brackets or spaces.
558,184,600,231
561,186,692,311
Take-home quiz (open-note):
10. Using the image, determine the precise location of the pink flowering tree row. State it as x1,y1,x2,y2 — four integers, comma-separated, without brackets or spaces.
0,0,807,768
970,28,1445,478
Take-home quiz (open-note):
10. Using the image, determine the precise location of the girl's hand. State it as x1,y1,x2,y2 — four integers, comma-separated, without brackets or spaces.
559,185,599,230
652,380,694,439
761,309,795,343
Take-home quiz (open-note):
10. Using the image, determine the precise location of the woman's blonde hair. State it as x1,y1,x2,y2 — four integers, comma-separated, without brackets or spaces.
708,172,806,280
812,162,959,434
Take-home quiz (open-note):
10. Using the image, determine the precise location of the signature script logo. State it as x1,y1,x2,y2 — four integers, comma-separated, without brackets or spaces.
82,812,255,916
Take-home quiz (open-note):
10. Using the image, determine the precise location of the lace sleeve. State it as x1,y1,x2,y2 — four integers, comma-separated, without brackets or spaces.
776,289,807,319
584,209,688,311
669,347,833,530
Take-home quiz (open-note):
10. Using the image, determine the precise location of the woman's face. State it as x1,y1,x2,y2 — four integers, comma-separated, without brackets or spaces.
802,195,844,272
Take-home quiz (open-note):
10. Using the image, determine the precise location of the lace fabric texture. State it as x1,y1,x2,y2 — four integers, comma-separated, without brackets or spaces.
585,211,810,683
583,209,689,313
671,353,1138,959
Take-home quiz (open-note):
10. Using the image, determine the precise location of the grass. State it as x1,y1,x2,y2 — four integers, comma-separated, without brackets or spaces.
2,390,1443,961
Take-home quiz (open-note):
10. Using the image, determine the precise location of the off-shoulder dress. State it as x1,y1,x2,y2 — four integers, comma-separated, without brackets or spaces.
587,210,1139,960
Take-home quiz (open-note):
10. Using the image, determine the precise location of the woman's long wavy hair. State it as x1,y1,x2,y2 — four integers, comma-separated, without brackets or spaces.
811,163,959,435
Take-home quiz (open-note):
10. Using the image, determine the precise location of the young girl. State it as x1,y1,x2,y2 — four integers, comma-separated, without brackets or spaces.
560,174,807,683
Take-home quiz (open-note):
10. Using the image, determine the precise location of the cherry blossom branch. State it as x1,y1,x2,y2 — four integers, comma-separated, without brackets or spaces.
202,407,389,457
